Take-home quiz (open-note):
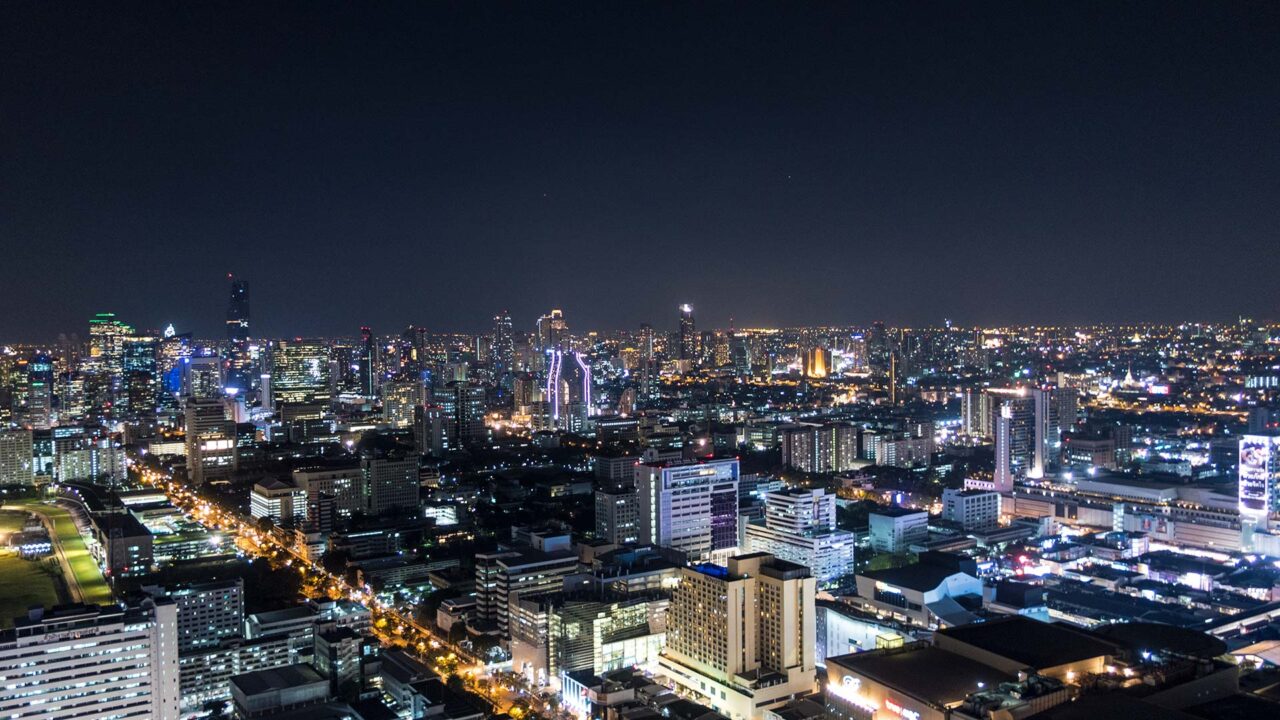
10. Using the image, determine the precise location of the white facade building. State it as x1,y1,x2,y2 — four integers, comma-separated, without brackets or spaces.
0,601,180,720
941,488,1001,530
636,458,739,561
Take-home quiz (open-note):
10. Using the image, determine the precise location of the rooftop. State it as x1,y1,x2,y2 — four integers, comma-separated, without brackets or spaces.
829,644,1015,709
861,563,966,592
936,615,1119,669
230,663,325,695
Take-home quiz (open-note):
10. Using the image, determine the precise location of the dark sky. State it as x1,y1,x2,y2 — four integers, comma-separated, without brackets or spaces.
3,2,1279,340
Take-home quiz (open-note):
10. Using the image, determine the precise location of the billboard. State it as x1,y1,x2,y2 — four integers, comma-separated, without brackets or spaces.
1239,435,1274,516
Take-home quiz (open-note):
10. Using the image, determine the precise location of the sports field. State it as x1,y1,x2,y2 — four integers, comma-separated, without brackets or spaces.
2,503,114,606
0,509,65,626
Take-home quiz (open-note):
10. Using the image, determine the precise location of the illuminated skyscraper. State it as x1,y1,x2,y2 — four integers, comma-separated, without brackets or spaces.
678,304,696,361
271,339,331,405
536,309,567,351
222,278,254,395
358,326,375,397
88,312,133,398
492,311,515,374
225,278,250,341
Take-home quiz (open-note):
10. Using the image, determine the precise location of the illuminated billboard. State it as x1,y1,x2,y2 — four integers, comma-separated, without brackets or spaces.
1239,435,1274,516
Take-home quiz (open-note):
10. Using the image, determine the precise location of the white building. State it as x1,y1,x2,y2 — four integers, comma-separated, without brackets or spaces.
250,478,308,524
744,489,855,588
0,601,180,720
658,553,817,719
636,458,739,561
595,483,640,544
868,508,928,554
941,488,1000,530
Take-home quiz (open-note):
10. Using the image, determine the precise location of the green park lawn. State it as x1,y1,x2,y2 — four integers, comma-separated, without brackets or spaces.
4,503,114,606
0,553,63,627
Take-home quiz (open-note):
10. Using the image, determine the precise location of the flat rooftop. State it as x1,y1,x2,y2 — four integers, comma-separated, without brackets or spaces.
935,616,1118,669
829,645,1014,708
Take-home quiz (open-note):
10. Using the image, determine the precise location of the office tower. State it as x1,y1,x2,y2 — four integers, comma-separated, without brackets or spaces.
432,381,486,447
293,464,364,522
993,403,1014,492
157,328,191,409
145,579,245,654
473,545,578,636
412,404,447,456
226,277,250,340
639,323,655,367
659,553,816,719
0,601,180,720
224,277,253,394
22,352,54,429
942,488,1001,530
744,488,856,588
361,446,418,515
0,428,34,486
1248,406,1280,435
867,321,890,375
635,458,739,561
984,388,1035,474
730,336,752,377
537,308,567,351
123,335,159,417
493,311,515,374
251,478,309,524
358,326,376,397
595,483,640,544
382,378,424,428
88,311,133,389
1030,387,1062,479
183,354,223,400
271,339,331,405
678,304,696,361
184,397,236,485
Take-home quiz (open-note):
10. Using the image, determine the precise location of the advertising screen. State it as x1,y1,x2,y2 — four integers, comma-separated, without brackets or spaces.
1239,435,1273,516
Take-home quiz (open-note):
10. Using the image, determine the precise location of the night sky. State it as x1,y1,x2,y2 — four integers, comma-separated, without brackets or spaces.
3,2,1279,340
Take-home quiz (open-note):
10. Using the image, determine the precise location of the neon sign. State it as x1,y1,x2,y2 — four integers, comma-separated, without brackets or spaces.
884,698,921,720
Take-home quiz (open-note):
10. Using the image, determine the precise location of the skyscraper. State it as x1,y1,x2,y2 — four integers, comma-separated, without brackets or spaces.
659,553,816,719
678,304,696,361
226,278,250,340
358,326,376,397
635,457,739,561
492,311,515,374
224,277,252,394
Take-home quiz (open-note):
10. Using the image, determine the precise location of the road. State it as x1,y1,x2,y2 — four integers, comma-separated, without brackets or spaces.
132,466,574,720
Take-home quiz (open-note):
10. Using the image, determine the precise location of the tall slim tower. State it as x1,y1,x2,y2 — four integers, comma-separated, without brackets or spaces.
225,278,250,341
993,404,1014,492
492,311,514,373
678,304,696,361
359,326,376,397
224,277,252,395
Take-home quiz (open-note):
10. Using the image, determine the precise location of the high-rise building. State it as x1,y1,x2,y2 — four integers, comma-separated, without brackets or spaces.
358,326,376,398
536,309,567,351
493,311,515,374
293,464,364,523
781,423,860,474
993,402,1014,492
224,278,253,395
361,447,419,516
635,458,739,561
144,579,245,654
382,378,424,428
0,428,34,486
271,339,331,405
659,553,817,719
0,601,180,720
867,507,928,554
473,545,578,636
22,352,54,429
122,335,159,417
226,278,250,341
678,304,696,361
184,397,236,485
744,489,856,588
88,312,134,401
594,483,640,544
432,381,486,448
